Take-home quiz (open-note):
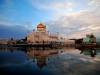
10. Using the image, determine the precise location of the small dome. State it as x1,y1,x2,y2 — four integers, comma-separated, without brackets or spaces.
37,23,46,28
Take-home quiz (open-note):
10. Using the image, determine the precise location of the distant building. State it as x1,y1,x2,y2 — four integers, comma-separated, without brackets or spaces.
0,38,9,44
69,38,83,44
96,38,100,43
83,33,97,43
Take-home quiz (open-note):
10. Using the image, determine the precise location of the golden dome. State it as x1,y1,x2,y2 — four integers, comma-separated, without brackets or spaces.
37,23,46,28
37,62,46,69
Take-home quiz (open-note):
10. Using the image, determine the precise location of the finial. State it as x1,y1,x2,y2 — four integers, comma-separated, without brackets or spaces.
40,20,42,24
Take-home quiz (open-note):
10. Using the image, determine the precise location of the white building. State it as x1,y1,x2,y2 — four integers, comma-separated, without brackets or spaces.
27,23,75,44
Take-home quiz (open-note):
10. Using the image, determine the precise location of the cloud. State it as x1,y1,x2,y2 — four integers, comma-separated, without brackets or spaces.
28,0,100,39
80,58,89,61
0,21,30,38
17,19,34,30
28,0,74,12
0,21,13,26
45,7,100,39
89,0,100,7
1,0,100,39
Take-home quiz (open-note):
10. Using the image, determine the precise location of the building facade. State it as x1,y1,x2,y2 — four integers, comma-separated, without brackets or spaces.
27,23,59,43
27,23,75,44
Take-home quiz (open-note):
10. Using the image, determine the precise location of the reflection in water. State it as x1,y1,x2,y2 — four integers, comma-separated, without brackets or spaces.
27,47,59,69
78,47,100,59
0,46,75,69
27,47,75,69
0,46,100,75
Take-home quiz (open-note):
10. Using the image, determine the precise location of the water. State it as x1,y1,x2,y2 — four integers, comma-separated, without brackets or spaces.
0,46,100,75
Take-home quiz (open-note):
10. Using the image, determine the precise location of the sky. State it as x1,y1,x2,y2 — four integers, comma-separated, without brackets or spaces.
0,0,100,39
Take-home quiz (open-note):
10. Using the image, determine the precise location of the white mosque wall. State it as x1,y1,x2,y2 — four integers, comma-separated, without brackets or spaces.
27,23,75,44
27,33,35,43
57,40,75,44
49,38,58,41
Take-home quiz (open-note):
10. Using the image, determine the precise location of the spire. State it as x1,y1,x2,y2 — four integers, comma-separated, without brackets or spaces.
40,20,42,24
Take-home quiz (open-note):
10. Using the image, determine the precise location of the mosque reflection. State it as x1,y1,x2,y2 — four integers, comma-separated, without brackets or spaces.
26,47,75,69
27,47,58,69
0,46,100,69
78,47,100,59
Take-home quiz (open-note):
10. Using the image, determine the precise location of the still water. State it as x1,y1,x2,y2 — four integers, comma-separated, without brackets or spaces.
0,46,100,75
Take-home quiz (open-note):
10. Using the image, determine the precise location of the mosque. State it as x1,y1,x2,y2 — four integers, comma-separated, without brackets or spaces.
27,23,59,43
27,23,74,44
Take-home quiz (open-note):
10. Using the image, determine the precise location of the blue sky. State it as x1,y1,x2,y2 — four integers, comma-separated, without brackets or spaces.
0,0,100,39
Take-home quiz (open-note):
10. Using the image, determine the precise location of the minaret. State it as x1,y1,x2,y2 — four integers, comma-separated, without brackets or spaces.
47,31,49,35
57,32,59,39
27,31,29,43
50,33,51,35
33,29,35,33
